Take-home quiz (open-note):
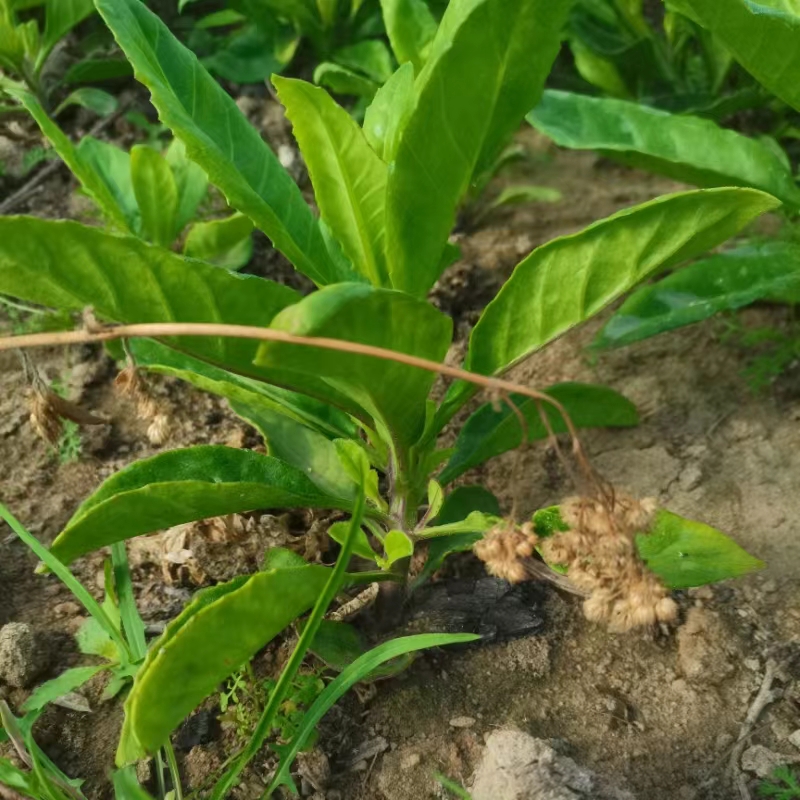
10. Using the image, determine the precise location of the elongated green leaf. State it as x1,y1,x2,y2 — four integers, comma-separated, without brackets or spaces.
183,213,254,269
125,338,358,441
529,91,800,208
41,0,94,68
54,87,118,117
165,138,208,232
74,137,138,232
50,445,352,565
255,283,452,447
386,0,572,296
118,566,329,761
669,0,800,112
267,632,478,793
21,666,106,714
307,620,414,678
596,240,800,349
637,510,764,589
274,77,389,286
231,400,358,500
313,62,379,98
333,40,394,84
0,217,304,384
380,0,437,69
94,0,350,286
7,87,132,231
130,145,179,247
362,61,415,162
113,767,156,800
440,383,638,485
466,188,780,379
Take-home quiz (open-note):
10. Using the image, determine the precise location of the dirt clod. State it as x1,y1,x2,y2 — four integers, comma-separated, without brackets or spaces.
677,608,736,685
0,622,49,688
470,729,636,800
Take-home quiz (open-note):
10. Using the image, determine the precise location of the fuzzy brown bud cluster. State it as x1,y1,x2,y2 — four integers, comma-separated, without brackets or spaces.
115,366,170,445
541,494,678,633
474,520,539,584
28,388,105,446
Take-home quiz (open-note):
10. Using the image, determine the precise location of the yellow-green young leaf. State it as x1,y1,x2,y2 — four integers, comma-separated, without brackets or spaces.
670,0,800,112
328,520,379,562
50,446,353,566
74,137,139,232
274,77,389,287
362,62,415,162
637,510,764,589
232,400,358,501
427,480,444,520
313,62,379,98
386,0,572,296
380,0,437,69
165,138,208,231
6,87,132,231
466,188,781,378
54,87,118,117
183,213,254,270
130,145,180,248
0,217,302,384
94,0,350,286
333,439,382,506
118,567,328,761
255,283,452,447
383,530,414,566
529,91,800,208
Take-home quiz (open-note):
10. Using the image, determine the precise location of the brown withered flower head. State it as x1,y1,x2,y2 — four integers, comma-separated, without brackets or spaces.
115,365,171,444
474,520,539,584
28,388,105,447
540,493,678,633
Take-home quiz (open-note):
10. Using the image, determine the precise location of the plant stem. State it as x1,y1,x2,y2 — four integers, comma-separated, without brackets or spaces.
164,741,183,800
0,321,583,444
209,491,367,799
0,502,132,662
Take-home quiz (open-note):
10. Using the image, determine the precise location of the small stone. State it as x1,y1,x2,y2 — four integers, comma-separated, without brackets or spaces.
715,733,734,751
744,658,760,672
762,579,778,594
53,601,81,619
449,716,476,729
350,760,367,773
0,622,49,688
741,745,791,778
400,753,421,770
789,730,800,750
677,608,734,685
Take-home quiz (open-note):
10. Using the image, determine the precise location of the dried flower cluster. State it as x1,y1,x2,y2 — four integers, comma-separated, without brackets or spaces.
541,494,678,632
115,365,171,445
474,520,539,584
28,388,104,446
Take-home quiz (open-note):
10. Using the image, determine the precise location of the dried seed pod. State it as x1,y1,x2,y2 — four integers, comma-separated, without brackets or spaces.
147,413,170,446
474,520,539,584
542,492,673,633
28,389,105,446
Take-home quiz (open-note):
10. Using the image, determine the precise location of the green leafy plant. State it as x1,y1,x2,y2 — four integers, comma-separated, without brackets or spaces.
0,0,121,118
528,0,800,353
760,766,800,800
560,0,766,116
0,0,772,790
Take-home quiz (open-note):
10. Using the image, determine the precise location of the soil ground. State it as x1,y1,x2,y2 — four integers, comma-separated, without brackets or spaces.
2,101,800,800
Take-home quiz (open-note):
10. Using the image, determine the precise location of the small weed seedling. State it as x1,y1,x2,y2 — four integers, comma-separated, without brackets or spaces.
760,766,800,800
